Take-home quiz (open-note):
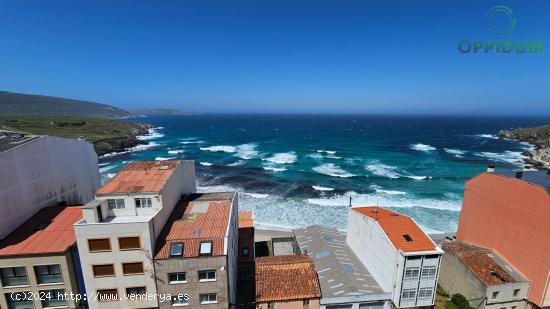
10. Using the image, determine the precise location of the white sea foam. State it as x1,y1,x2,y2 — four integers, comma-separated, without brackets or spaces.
405,175,428,180
263,166,287,172
228,160,246,166
99,165,115,173
167,149,184,154
307,153,324,160
180,140,204,144
242,192,269,199
370,185,407,196
312,186,335,191
326,155,343,159
235,143,259,160
107,173,116,179
475,151,525,164
98,162,110,167
264,152,297,164
99,141,160,158
155,157,175,161
313,163,356,178
137,128,164,141
365,162,400,179
444,148,466,157
200,162,213,166
317,150,337,155
411,143,436,152
476,134,499,140
200,145,237,153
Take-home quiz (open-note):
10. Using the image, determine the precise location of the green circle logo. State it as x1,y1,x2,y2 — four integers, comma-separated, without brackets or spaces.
487,5,516,34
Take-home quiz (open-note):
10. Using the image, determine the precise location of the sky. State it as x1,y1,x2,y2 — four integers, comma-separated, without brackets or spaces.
0,0,549,114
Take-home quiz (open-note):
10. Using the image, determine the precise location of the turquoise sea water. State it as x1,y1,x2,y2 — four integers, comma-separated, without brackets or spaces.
98,115,550,233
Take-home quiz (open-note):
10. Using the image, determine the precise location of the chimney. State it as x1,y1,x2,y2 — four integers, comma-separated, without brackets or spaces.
487,165,495,173
515,170,523,179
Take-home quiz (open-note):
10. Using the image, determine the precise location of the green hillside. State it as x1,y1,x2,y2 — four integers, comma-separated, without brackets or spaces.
0,91,131,117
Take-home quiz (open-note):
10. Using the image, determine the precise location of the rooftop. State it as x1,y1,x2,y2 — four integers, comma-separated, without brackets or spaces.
256,255,321,303
238,211,254,228
443,241,527,286
0,130,41,154
493,170,550,192
96,160,180,195
352,206,437,253
154,192,236,259
0,206,82,256
293,225,390,304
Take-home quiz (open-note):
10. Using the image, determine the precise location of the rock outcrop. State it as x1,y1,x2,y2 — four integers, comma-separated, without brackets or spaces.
498,125,550,169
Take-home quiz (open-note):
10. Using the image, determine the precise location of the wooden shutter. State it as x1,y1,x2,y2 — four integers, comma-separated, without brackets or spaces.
122,262,144,275
88,239,111,252
93,264,115,277
118,237,140,250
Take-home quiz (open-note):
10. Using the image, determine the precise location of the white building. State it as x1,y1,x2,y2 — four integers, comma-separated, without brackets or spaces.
0,131,99,239
74,160,196,309
347,207,443,308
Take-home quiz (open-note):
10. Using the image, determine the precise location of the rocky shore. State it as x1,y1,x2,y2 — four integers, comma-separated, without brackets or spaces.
498,125,550,169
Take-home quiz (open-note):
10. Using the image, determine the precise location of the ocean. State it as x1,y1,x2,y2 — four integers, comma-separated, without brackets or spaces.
98,114,550,233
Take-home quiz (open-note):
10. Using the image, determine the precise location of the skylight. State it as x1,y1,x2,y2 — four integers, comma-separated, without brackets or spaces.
403,234,413,242
199,241,212,256
170,242,184,257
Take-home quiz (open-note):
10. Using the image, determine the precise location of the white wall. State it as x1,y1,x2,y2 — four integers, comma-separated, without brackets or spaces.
225,193,239,305
0,136,99,239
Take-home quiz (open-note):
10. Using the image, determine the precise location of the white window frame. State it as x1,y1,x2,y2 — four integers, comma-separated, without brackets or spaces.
199,293,217,304
171,295,189,307
134,197,152,208
168,272,187,284
418,287,433,299
107,199,125,210
198,270,216,282
421,266,437,279
402,289,417,300
404,267,420,280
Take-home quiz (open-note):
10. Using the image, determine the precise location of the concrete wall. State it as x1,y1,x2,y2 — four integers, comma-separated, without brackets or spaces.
440,252,487,308
74,220,157,309
0,250,82,308
258,298,321,309
456,173,550,307
226,193,239,306
155,256,229,308
0,136,100,239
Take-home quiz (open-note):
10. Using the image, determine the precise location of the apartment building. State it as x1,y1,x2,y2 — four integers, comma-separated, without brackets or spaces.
0,131,99,239
255,255,321,309
237,211,255,306
0,206,85,309
456,169,550,308
153,192,238,308
74,160,196,309
440,241,529,309
347,206,443,308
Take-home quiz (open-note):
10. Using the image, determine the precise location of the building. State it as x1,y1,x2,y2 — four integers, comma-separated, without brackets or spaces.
0,206,85,309
255,255,321,309
294,225,392,309
0,131,99,239
456,170,550,308
440,241,529,309
154,192,238,308
74,160,196,309
347,207,443,308
237,211,256,307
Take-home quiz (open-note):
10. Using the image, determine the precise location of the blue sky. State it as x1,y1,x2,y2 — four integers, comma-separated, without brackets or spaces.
0,0,549,114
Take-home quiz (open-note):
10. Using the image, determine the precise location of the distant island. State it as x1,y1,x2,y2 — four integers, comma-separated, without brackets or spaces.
128,108,197,116
498,125,550,169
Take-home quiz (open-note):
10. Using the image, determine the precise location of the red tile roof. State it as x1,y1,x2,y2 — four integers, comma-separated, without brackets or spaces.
155,193,235,259
238,211,254,228
0,206,82,256
97,161,180,195
256,255,321,303
353,206,436,253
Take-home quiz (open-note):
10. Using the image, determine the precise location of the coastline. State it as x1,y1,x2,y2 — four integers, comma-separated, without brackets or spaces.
498,125,550,170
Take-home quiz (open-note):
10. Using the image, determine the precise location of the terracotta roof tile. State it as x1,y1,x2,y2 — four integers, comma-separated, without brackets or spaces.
97,161,180,195
256,255,321,302
155,193,235,259
238,211,254,228
353,206,436,252
0,206,82,256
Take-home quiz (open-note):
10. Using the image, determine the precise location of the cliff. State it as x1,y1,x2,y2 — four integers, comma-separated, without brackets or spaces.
498,125,550,169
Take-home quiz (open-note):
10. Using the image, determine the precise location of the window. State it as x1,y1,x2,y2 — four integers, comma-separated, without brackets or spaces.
34,264,62,284
171,295,189,306
403,234,413,242
40,289,68,308
88,238,111,252
170,242,184,257
97,289,119,302
199,293,217,304
118,237,141,250
199,241,213,256
492,291,499,299
402,289,416,300
404,267,420,280
126,287,146,297
93,264,115,277
198,270,216,282
303,299,310,309
122,262,144,275
421,266,437,278
0,267,28,287
513,289,520,297
168,272,187,284
134,197,152,208
418,288,433,299
107,198,125,210
243,247,249,257
5,291,33,309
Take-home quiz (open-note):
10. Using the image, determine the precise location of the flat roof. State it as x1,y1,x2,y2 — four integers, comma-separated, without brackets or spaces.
443,241,527,286
256,255,321,303
0,206,82,256
0,131,41,154
155,192,236,259
352,206,437,253
293,225,390,304
96,161,180,195
494,170,550,192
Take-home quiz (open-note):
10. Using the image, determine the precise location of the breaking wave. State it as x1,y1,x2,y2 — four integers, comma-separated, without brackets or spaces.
411,143,436,152
313,163,356,178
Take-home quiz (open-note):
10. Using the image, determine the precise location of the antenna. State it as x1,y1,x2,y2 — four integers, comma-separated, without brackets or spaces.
349,196,352,207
